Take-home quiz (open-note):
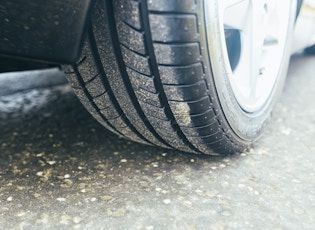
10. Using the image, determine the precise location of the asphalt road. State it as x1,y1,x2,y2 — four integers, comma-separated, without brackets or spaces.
0,54,314,229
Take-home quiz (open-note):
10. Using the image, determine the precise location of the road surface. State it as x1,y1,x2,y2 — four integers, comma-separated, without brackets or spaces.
0,54,314,229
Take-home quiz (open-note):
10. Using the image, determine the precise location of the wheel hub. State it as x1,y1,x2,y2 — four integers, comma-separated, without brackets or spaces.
221,0,292,112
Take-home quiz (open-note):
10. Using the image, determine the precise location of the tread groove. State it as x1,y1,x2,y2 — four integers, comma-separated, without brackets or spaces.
71,65,122,137
105,0,174,148
123,20,143,33
88,25,152,145
158,62,201,67
153,41,199,46
120,42,149,58
126,66,151,78
149,11,197,16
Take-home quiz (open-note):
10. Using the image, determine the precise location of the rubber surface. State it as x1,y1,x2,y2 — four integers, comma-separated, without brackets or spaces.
64,0,246,155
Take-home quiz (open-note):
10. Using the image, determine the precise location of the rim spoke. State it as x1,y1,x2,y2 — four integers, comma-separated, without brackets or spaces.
264,3,280,48
249,1,267,99
264,35,278,47
222,0,249,9
208,0,293,112
223,0,250,31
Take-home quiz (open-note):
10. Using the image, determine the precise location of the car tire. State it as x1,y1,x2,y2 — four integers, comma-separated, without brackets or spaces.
64,0,297,155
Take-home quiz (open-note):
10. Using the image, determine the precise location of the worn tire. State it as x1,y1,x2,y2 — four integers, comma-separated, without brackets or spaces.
64,0,295,155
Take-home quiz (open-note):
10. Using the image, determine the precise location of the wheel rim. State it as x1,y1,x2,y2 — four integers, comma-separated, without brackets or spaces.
209,0,292,113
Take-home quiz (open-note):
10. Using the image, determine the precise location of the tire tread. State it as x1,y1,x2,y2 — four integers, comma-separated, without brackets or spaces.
63,0,246,155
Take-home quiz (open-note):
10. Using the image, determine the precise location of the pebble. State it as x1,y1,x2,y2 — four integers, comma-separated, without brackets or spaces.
73,216,82,224
47,160,56,165
221,210,232,217
35,214,49,224
294,207,305,215
36,152,45,157
100,195,114,201
36,171,43,176
16,211,27,217
33,193,41,198
107,207,126,217
163,199,171,204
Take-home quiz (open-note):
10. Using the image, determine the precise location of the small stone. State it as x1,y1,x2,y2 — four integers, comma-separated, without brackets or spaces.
38,160,46,166
34,193,41,198
195,189,203,194
36,171,43,176
62,179,73,187
73,216,82,224
17,211,27,217
163,199,171,204
281,127,291,135
7,196,13,201
100,195,113,201
60,215,72,224
294,207,305,215
152,173,163,178
221,181,229,187
35,214,49,224
139,181,149,187
47,161,56,165
107,207,126,217
16,186,25,191
120,159,127,163
36,152,45,157
183,200,193,208
64,174,70,179
56,197,66,202
221,210,232,217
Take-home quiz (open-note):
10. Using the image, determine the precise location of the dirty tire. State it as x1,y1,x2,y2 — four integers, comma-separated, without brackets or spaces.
64,0,295,155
